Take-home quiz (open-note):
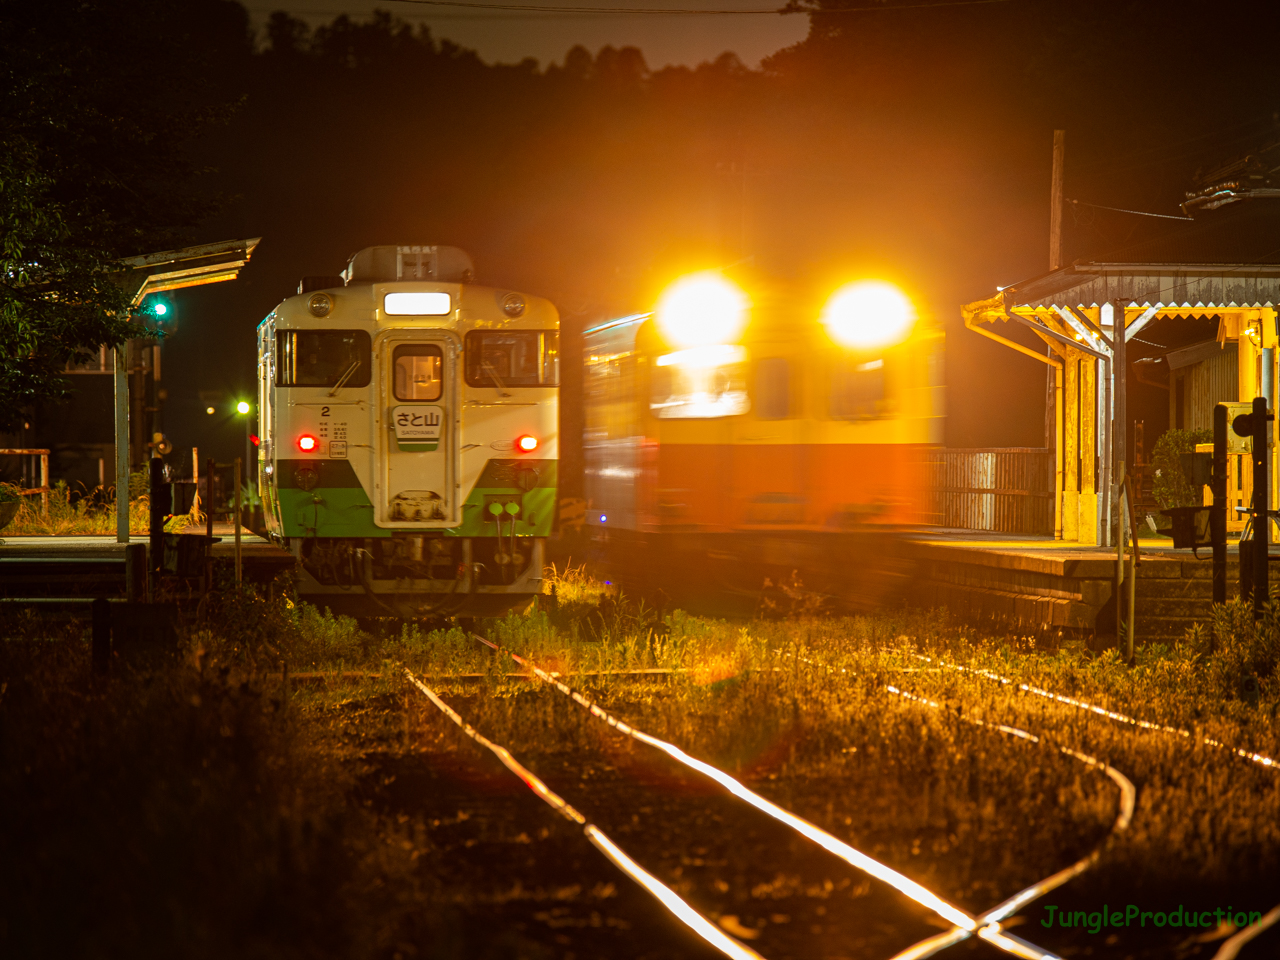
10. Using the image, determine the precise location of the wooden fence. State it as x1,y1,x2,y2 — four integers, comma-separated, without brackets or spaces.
922,448,1055,535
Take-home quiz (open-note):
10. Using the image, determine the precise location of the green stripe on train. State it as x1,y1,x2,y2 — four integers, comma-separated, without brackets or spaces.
271,459,557,538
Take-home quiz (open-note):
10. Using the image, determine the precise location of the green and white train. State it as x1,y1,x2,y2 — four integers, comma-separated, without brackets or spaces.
256,245,558,617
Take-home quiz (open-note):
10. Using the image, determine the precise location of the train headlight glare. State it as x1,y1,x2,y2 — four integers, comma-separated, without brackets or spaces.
384,291,451,316
308,293,333,317
516,434,538,452
822,281,915,349
297,434,318,453
655,273,747,349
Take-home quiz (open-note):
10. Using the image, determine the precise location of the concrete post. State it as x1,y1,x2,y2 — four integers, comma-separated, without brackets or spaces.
114,344,130,543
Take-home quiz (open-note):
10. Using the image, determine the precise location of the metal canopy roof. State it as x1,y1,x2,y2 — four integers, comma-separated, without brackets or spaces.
983,200,1280,311
119,236,261,305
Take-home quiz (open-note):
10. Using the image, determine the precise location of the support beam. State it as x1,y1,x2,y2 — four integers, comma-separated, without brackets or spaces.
114,345,129,543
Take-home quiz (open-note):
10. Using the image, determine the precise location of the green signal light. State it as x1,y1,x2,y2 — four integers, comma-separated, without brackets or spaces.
154,303,168,316
236,401,251,415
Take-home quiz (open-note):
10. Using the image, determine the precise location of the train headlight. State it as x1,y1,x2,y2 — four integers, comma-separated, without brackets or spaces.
297,434,319,453
308,293,333,317
655,273,747,349
821,281,915,349
503,293,526,318
515,434,538,453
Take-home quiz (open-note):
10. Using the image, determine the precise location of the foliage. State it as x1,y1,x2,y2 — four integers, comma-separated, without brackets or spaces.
0,481,150,536
1150,427,1212,509
0,0,247,426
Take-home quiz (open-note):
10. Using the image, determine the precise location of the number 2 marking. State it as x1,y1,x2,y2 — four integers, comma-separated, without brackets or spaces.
320,406,330,417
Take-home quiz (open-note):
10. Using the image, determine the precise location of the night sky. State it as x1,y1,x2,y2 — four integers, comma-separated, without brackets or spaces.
133,0,1280,472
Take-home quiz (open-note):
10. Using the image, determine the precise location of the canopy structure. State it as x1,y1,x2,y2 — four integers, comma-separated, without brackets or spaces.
112,238,261,541
963,202,1280,546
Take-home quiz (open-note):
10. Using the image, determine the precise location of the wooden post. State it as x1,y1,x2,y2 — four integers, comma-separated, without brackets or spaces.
1055,361,1064,539
1050,130,1065,271
124,542,146,603
91,596,111,676
1251,396,1269,620
1113,301,1127,547
234,457,242,585
39,451,49,517
1213,403,1228,606
205,457,215,596
114,344,130,543
148,456,169,602
1082,355,1098,545
1047,131,1065,452
1063,353,1080,541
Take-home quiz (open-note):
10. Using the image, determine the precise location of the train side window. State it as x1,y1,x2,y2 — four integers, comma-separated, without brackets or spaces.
393,344,444,401
276,330,371,387
831,357,886,419
464,331,559,387
755,357,790,420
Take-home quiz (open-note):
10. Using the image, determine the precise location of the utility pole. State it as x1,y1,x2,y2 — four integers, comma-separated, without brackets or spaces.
1046,130,1066,450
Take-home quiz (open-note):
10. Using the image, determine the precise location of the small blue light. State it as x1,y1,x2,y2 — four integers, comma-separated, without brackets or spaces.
605,581,612,585
599,514,607,523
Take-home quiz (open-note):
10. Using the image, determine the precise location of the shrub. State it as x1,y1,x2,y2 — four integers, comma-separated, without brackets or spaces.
1151,427,1212,508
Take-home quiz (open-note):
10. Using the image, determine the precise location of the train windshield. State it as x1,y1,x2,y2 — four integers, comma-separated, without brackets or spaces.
276,330,371,387
650,344,749,419
464,331,559,388
393,344,443,401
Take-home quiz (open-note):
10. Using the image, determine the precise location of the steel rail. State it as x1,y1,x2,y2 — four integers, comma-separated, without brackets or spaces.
782,651,1133,959
909,652,1280,956
913,654,1278,769
403,668,767,960
1210,903,1280,960
471,636,1052,957
881,685,1135,960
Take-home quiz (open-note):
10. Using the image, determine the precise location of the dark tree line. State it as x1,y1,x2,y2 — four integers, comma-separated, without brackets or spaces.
5,0,1279,446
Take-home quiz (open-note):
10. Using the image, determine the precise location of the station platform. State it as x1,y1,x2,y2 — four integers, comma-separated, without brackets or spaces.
0,526,296,601
903,529,1246,641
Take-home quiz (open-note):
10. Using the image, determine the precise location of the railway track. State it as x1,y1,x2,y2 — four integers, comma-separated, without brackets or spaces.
404,635,1150,960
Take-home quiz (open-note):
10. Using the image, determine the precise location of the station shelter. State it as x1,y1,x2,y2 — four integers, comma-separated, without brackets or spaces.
962,201,1280,547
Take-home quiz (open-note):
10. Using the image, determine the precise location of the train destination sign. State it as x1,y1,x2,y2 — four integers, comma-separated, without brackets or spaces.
393,404,443,451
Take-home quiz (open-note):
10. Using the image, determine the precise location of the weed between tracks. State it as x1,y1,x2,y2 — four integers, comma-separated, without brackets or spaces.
2,564,1279,958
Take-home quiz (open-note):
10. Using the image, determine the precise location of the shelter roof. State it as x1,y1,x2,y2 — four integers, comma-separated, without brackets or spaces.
983,201,1280,312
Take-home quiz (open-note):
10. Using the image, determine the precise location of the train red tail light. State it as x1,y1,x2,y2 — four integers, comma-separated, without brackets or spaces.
516,434,538,453
298,434,318,453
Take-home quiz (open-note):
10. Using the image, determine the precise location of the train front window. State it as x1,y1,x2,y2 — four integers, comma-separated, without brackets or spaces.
276,330,371,387
831,357,886,419
464,331,559,388
650,344,749,419
755,357,791,420
393,344,443,401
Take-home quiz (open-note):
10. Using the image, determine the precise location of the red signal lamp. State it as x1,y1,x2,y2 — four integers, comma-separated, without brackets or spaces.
515,434,538,453
298,434,319,453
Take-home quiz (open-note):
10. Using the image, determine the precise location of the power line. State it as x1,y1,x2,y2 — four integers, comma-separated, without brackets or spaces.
380,0,1015,15
1067,198,1193,221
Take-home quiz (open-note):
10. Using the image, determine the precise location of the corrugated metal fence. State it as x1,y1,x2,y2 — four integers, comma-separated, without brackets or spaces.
923,448,1055,535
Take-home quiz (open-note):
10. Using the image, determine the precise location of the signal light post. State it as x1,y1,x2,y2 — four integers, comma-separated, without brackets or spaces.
237,400,253,530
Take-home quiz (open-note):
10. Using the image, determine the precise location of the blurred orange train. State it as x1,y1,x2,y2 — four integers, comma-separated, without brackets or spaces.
582,273,945,612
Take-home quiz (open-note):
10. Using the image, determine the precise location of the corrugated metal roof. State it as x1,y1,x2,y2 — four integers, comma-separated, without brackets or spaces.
985,200,1280,310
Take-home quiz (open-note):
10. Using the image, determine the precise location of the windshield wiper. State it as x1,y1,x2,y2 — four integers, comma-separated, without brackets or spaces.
328,360,360,397
481,361,511,397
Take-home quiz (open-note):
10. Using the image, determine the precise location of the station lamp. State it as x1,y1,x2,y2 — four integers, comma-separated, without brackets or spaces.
821,281,915,349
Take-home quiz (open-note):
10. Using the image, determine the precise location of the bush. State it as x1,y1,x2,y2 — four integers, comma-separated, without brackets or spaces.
1151,427,1212,508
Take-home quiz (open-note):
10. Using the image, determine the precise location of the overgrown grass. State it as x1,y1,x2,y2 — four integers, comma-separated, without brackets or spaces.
0,477,155,536
3,567,1279,955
